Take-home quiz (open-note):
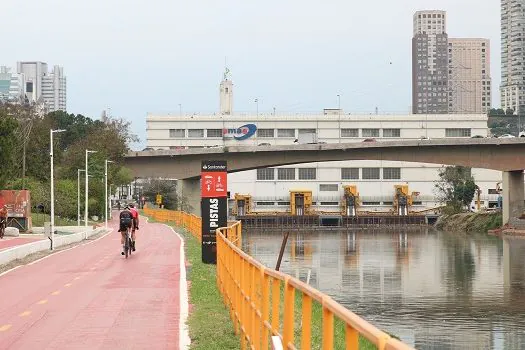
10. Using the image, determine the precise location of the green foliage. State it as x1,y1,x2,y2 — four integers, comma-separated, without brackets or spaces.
435,166,477,214
0,103,137,221
141,179,186,210
0,112,18,187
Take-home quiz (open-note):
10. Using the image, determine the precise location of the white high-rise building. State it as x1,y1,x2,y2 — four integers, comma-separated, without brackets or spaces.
448,38,491,114
17,61,67,112
501,0,525,115
42,66,67,112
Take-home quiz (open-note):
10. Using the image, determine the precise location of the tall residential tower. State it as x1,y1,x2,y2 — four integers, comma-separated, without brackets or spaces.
501,0,525,115
412,10,449,114
448,38,491,114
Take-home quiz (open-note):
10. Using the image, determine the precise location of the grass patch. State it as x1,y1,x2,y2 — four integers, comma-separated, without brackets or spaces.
168,224,239,349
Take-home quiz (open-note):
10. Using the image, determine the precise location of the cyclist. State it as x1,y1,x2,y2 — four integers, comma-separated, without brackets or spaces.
129,203,139,251
118,205,133,255
0,205,7,239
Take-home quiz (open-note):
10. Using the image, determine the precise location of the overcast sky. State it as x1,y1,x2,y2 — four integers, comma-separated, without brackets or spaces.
1,0,500,149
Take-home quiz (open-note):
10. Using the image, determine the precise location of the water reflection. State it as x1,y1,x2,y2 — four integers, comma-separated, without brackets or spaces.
243,230,525,349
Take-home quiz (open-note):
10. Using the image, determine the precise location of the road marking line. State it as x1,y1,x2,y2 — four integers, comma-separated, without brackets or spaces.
19,311,31,317
74,276,81,280
37,299,48,305
166,225,191,349
0,265,23,278
0,324,12,332
51,291,61,295
64,283,72,287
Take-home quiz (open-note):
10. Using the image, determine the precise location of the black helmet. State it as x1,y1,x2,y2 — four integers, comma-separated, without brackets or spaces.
129,203,135,208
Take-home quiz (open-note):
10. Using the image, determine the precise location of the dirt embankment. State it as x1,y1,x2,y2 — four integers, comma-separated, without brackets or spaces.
435,211,502,233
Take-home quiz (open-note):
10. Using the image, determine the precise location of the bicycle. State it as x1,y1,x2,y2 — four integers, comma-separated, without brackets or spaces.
123,226,133,258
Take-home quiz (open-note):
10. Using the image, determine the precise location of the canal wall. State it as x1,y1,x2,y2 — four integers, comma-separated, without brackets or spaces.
435,211,502,233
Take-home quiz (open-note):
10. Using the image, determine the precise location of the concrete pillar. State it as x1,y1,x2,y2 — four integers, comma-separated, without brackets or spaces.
502,170,525,225
177,178,201,216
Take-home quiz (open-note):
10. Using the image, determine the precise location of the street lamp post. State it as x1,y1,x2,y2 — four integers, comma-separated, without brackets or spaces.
105,159,114,229
85,150,97,231
255,98,259,116
77,169,85,226
50,129,66,250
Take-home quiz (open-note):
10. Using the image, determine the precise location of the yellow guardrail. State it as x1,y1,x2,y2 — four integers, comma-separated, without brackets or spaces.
144,207,413,350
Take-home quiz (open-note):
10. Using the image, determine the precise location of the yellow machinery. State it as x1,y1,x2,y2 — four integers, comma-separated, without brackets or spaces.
232,194,252,216
393,185,414,216
290,189,313,216
342,185,360,216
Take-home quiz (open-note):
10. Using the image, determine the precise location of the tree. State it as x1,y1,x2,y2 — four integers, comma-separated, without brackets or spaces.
0,111,19,187
434,166,477,214
140,179,189,210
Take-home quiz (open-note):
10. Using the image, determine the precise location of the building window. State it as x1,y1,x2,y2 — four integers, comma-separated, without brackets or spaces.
362,129,380,138
362,168,380,180
298,168,316,180
188,129,204,138
169,129,185,138
256,201,275,206
257,168,275,180
278,168,295,180
277,129,295,138
320,184,338,192
383,129,401,138
341,168,359,180
207,129,222,138
445,128,471,137
298,129,316,134
257,129,275,138
383,168,401,180
341,129,359,138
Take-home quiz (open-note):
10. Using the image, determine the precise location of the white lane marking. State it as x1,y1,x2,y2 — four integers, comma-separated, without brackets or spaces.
166,225,191,350
0,265,22,278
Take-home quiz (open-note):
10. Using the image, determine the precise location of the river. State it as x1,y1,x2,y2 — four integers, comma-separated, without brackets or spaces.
242,229,525,349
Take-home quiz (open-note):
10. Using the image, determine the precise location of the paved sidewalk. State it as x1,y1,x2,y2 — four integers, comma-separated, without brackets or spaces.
0,237,45,252
0,216,188,349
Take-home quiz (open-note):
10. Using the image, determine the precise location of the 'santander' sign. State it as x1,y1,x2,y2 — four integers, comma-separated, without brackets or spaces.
201,160,227,264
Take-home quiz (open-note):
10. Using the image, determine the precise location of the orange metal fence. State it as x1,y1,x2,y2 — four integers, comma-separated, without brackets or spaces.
144,207,413,350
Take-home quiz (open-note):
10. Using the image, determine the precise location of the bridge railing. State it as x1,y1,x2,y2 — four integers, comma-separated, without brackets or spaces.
143,207,413,350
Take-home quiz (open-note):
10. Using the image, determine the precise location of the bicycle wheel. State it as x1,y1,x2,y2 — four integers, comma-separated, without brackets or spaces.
128,236,133,256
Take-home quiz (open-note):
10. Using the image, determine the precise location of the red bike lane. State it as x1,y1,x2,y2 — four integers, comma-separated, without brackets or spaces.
0,216,187,349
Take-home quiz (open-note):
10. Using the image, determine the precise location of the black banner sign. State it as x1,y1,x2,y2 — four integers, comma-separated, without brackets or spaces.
201,160,227,264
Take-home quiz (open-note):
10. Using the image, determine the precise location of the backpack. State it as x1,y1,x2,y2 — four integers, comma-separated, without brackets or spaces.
120,211,133,225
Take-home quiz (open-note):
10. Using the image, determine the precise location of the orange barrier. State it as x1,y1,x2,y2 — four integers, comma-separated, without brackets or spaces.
144,207,413,350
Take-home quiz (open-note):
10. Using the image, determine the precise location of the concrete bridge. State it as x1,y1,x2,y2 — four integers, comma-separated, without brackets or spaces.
125,138,525,225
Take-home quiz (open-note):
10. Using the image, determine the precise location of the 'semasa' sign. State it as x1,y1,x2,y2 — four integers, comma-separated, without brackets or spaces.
223,124,257,141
